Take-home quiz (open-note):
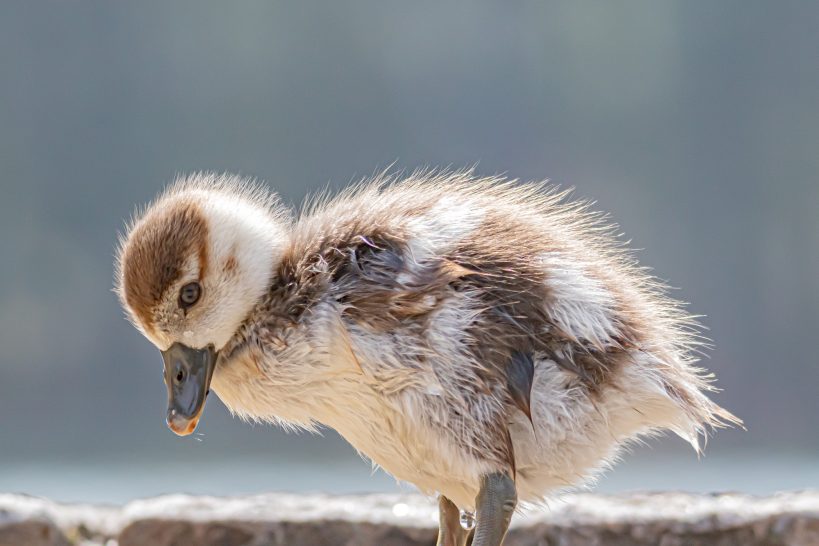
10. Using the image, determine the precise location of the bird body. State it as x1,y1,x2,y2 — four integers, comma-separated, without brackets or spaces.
116,171,738,542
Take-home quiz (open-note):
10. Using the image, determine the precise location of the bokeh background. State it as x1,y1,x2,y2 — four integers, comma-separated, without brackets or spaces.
1,1,817,504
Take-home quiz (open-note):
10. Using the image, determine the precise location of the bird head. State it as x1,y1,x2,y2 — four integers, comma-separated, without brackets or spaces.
115,173,289,435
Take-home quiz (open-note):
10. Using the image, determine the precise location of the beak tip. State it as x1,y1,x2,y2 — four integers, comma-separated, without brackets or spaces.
167,415,199,436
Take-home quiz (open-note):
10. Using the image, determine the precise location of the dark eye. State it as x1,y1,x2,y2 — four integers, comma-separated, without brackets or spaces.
178,282,201,309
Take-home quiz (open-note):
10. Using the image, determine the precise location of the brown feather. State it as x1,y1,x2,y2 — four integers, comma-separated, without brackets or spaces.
507,351,535,428
118,200,209,331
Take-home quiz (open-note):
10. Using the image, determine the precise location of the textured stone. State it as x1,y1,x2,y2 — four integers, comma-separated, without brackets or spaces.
0,495,69,546
116,493,438,546
1,491,819,545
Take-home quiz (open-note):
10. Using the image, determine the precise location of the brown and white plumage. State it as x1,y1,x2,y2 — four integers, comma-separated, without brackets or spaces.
115,170,739,540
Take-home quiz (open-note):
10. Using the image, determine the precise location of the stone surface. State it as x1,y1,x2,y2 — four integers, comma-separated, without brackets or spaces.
116,493,438,546
1,491,818,545
0,495,70,546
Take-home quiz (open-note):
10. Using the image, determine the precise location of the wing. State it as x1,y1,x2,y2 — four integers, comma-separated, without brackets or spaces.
325,226,631,390
328,234,463,328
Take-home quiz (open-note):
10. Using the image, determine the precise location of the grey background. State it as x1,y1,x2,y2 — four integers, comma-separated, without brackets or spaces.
0,1,817,503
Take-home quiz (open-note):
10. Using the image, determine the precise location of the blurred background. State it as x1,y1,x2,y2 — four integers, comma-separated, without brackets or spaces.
0,1,817,504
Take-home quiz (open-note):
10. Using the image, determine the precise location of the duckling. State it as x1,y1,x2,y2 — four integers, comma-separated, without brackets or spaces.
115,170,739,546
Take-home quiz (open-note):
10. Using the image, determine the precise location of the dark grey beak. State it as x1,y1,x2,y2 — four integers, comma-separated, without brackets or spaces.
161,342,217,436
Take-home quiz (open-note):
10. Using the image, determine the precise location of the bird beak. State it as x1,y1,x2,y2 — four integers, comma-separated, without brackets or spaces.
161,342,217,436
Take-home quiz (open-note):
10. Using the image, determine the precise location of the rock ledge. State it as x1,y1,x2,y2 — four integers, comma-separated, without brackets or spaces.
1,491,818,545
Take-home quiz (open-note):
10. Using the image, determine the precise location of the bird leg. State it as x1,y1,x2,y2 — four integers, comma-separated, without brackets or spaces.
470,472,517,546
437,495,471,546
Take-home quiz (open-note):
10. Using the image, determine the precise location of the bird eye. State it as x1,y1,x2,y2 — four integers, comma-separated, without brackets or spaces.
178,282,201,309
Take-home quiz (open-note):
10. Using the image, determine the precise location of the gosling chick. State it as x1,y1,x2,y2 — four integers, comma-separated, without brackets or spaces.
115,171,739,546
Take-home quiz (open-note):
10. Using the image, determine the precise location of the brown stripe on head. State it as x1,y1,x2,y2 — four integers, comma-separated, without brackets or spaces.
118,200,209,331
